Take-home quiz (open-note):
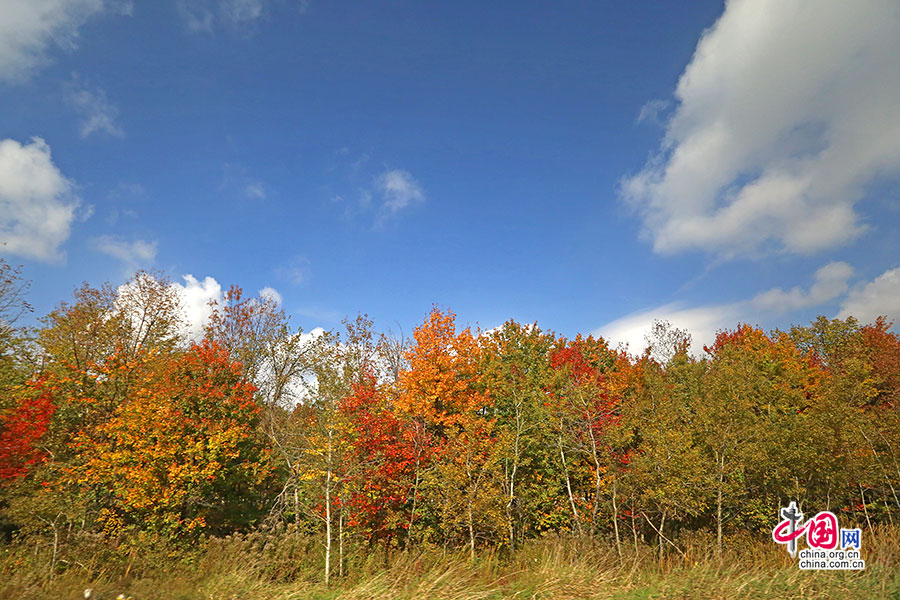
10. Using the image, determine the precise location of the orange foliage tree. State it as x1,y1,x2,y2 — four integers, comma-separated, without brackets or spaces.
397,308,502,556
76,341,274,540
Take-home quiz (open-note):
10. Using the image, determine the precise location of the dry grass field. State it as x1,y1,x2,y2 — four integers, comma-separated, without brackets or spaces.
3,526,898,600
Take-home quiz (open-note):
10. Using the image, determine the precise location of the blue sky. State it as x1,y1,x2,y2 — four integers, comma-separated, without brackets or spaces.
2,0,899,352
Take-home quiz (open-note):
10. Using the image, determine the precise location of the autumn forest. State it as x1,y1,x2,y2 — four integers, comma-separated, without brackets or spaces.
1,261,899,597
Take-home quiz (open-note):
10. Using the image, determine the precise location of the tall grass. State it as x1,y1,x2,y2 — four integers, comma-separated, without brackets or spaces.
2,526,898,599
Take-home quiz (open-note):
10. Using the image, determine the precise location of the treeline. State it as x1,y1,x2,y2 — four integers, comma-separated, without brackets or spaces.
1,263,899,582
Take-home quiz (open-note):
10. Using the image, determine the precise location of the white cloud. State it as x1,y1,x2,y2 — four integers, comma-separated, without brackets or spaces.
77,203,95,222
172,274,223,342
259,286,282,306
178,1,214,32
244,182,266,199
275,255,310,285
297,326,325,347
113,272,221,345
636,99,669,125
222,0,264,24
327,154,422,223
0,0,129,82
221,163,268,200
622,0,900,258
596,302,742,358
377,169,425,214
837,266,900,325
156,277,293,344
275,326,325,405
0,137,78,263
91,235,156,271
752,261,853,312
178,0,270,33
67,80,123,138
116,275,320,358
596,261,856,355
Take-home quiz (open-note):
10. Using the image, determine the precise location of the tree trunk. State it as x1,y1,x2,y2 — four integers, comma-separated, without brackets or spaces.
658,511,666,564
612,478,622,560
468,500,476,562
325,427,333,586
408,454,420,547
293,475,300,527
587,425,602,534
507,401,522,548
558,428,581,534
859,484,872,531
338,509,344,578
49,523,58,581
716,450,725,557
631,504,638,550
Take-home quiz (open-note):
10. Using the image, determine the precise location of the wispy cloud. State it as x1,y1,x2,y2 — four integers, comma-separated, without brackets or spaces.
91,235,157,272
275,255,311,285
0,0,131,83
67,78,124,138
636,99,669,125
105,182,144,224
222,0,264,25
244,182,266,199
178,0,304,34
377,169,425,215
221,163,268,201
325,151,426,224
107,182,146,199
179,0,215,33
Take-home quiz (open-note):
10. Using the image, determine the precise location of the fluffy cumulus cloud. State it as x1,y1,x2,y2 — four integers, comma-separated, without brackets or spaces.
0,138,78,262
258,286,282,305
172,275,322,404
67,79,123,138
114,274,297,345
595,262,856,355
169,277,295,343
838,267,900,324
622,0,900,258
0,0,129,82
752,262,853,312
377,169,425,214
272,326,325,405
172,274,223,342
90,235,156,270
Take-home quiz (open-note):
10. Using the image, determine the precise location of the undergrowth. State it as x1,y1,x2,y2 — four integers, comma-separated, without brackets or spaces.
2,526,898,599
